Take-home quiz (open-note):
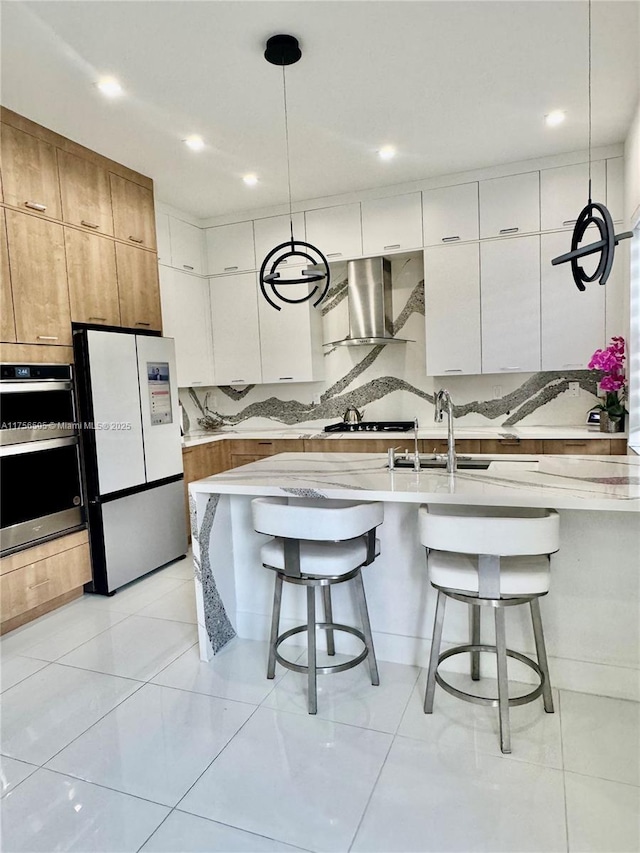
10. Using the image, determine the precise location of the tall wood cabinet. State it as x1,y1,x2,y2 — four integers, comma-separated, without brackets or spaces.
0,107,162,348
6,210,72,345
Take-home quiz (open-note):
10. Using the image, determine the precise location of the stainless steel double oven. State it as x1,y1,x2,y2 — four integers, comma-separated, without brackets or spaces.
0,363,85,555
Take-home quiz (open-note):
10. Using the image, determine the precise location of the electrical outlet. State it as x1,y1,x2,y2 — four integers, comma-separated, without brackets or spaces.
568,381,580,398
493,385,502,399
312,392,322,405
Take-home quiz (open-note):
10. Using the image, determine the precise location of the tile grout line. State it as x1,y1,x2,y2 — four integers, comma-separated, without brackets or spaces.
558,692,571,853
347,726,396,853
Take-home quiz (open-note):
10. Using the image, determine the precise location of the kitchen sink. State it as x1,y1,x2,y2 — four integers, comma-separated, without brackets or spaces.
391,457,492,470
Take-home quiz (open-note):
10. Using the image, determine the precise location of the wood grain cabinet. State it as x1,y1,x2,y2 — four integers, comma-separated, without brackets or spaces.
0,123,62,219
0,208,16,342
6,210,71,345
58,149,114,235
182,441,231,532
65,228,120,326
0,531,91,634
110,173,157,250
115,242,162,331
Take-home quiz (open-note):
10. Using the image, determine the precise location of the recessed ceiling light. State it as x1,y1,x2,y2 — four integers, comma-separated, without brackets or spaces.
184,135,205,151
378,145,396,161
243,174,259,186
545,110,566,127
96,77,123,98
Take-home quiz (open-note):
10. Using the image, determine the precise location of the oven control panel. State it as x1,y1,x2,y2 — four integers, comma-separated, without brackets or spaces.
1,364,72,381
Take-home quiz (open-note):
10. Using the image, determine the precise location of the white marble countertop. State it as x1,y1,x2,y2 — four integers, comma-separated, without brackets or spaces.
188,452,640,512
182,424,626,448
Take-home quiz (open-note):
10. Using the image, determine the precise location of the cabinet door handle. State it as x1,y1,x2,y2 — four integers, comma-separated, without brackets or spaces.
258,442,273,446
37,335,59,341
128,236,144,244
565,442,586,447
28,578,51,590
444,368,463,373
279,376,293,380
135,322,151,327
499,227,519,235
384,244,401,250
327,252,342,258
183,265,194,270
89,316,106,322
563,220,577,227
25,201,46,211
232,379,245,383
81,220,99,229
192,381,203,385
224,266,238,271
441,236,460,243
500,366,521,371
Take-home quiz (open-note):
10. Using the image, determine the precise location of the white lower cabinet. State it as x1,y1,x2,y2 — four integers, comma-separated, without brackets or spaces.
209,273,262,385
480,235,541,374
159,268,215,387
541,230,605,371
258,289,324,384
424,243,481,376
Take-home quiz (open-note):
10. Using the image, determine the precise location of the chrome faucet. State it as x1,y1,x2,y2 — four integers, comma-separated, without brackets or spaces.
434,389,457,473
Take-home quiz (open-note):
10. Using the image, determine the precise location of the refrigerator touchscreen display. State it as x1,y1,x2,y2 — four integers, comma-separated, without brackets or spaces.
147,362,173,425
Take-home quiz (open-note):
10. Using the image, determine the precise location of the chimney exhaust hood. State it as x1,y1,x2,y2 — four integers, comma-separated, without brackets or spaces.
324,257,412,347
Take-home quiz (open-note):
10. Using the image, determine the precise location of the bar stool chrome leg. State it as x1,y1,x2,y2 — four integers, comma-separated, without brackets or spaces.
530,597,554,713
307,585,317,714
470,605,481,681
424,589,447,713
267,574,283,680
353,569,380,686
494,606,512,754
322,585,336,656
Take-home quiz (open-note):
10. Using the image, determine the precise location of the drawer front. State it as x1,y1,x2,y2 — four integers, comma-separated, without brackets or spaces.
1,544,91,622
421,439,482,455
609,439,628,455
481,439,543,454
543,439,615,455
303,439,410,453
229,454,269,469
228,439,305,456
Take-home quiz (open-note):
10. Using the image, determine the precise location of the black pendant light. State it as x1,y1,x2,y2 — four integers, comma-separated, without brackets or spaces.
551,0,632,290
259,34,330,311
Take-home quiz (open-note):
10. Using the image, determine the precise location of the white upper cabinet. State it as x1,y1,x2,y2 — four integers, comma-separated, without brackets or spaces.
606,157,624,222
424,243,481,376
422,183,479,246
209,273,262,385
480,235,541,374
361,192,422,255
159,267,215,388
540,161,605,232
253,213,306,268
540,230,605,371
155,213,171,266
206,221,255,276
479,172,540,239
258,289,324,384
304,203,362,260
169,218,205,275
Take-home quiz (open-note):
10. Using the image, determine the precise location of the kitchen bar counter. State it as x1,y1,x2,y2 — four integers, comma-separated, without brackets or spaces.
189,453,640,701
182,424,627,448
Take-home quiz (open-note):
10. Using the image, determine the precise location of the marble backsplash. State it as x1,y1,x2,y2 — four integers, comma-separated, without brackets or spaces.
179,254,601,433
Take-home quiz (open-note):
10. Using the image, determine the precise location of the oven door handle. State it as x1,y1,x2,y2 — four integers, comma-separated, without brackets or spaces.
0,436,78,457
0,381,72,394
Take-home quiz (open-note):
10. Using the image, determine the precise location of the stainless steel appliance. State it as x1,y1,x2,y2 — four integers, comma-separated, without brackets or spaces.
74,328,187,595
0,364,84,555
324,420,415,433
343,406,364,424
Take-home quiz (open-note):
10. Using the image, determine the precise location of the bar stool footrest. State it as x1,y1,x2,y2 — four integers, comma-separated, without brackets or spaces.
435,643,546,708
275,622,369,675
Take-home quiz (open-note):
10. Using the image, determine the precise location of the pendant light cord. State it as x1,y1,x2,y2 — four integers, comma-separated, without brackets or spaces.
588,0,592,202
281,64,295,244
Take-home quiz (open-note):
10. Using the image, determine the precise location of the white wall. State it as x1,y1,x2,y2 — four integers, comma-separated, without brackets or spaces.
625,99,640,452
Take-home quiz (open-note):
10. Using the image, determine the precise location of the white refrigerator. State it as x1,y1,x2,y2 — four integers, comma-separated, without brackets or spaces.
74,327,187,594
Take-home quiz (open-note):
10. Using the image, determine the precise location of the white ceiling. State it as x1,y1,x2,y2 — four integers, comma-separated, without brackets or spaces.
1,1,639,219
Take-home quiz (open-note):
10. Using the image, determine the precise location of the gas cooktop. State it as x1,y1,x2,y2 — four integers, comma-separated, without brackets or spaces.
324,421,415,433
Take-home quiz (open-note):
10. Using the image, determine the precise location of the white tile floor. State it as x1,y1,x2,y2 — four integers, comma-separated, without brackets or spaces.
1,557,639,853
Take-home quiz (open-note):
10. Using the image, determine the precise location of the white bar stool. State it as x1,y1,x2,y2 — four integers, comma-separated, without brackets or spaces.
252,497,384,714
418,504,559,753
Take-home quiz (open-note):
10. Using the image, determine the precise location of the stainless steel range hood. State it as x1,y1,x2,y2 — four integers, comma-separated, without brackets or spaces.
324,257,412,347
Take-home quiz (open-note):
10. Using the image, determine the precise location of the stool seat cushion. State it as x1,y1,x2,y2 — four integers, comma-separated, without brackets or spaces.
261,536,380,577
428,550,550,596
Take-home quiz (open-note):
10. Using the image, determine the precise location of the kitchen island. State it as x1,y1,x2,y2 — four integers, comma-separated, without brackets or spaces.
189,453,640,700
